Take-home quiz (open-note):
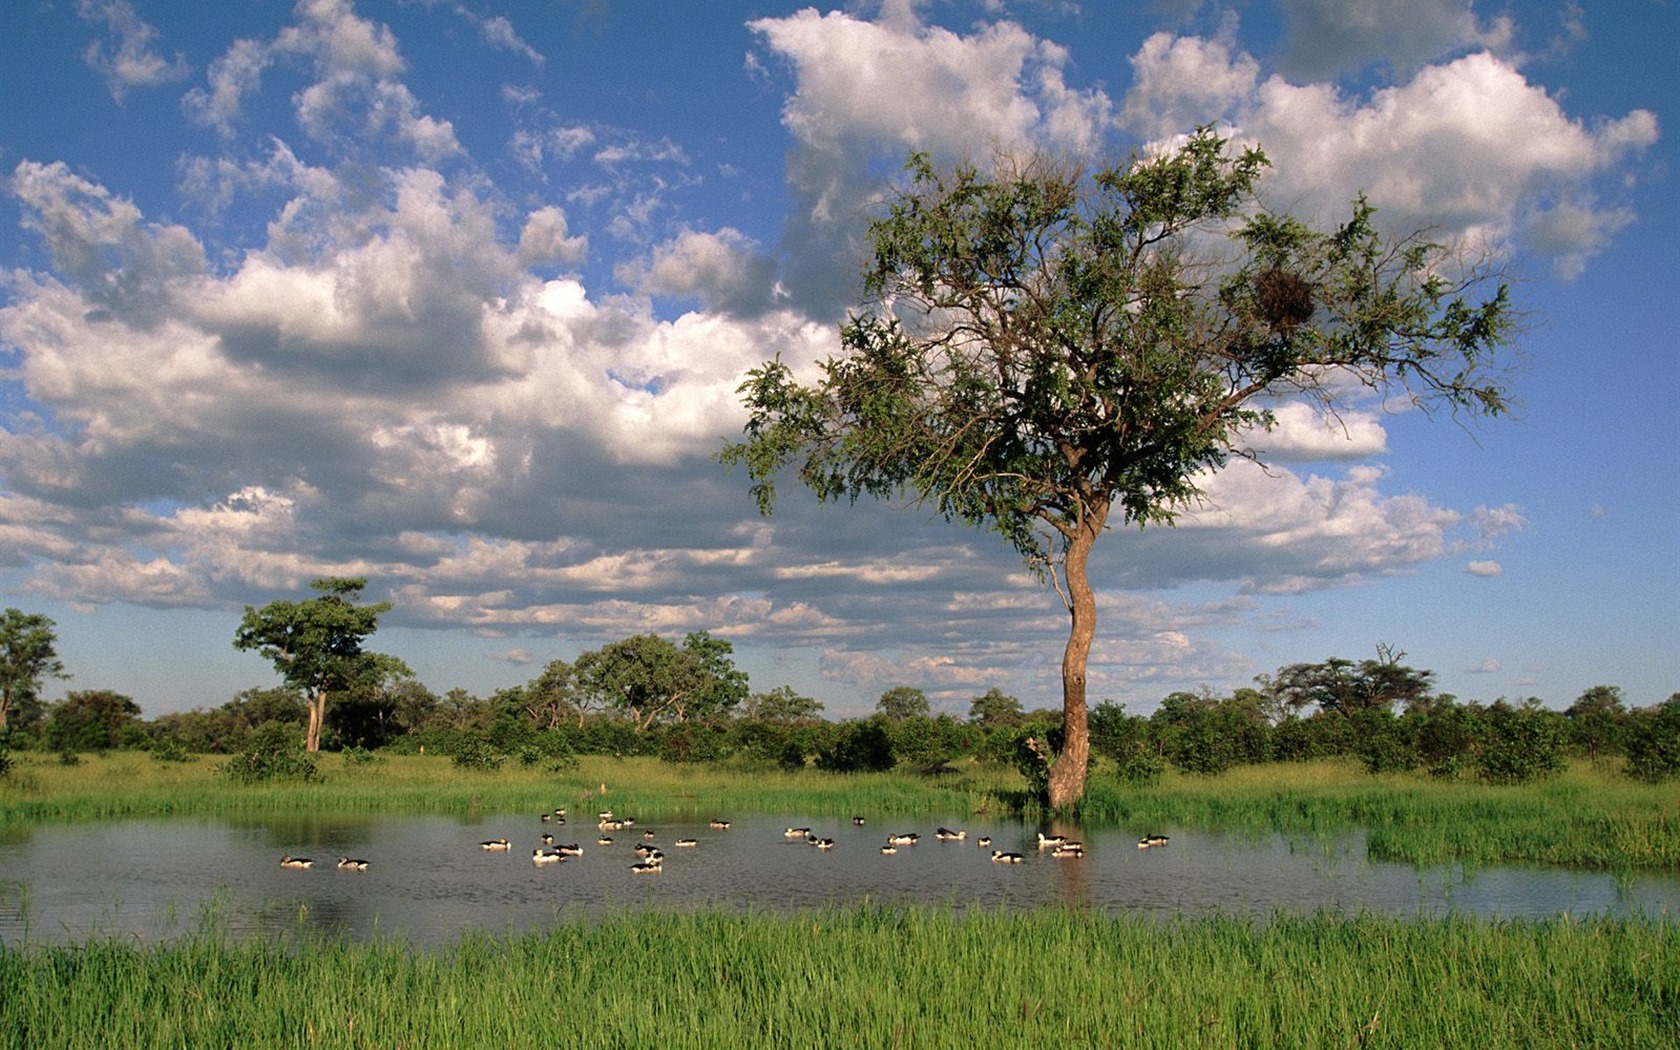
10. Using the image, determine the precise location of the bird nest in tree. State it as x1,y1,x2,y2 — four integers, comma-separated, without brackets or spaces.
1254,267,1315,332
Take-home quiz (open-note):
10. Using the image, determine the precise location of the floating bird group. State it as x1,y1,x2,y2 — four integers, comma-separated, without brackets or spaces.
279,802,1178,877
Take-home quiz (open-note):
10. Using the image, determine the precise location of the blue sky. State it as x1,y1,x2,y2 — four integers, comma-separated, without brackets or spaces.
1,0,1673,720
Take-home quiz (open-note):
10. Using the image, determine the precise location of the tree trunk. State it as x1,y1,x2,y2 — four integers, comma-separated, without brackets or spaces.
305,690,325,752
1047,508,1104,809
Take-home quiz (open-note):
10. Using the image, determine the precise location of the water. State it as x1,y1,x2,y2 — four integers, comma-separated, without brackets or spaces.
1,812,1675,946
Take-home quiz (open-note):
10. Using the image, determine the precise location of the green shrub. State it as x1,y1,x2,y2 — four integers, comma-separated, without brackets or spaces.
1355,710,1420,775
220,721,320,784
1624,695,1680,783
150,738,195,763
1476,701,1566,785
815,719,895,773
1088,702,1163,785
450,740,505,771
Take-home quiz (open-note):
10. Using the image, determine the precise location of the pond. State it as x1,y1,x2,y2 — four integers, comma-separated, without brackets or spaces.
2,810,1676,947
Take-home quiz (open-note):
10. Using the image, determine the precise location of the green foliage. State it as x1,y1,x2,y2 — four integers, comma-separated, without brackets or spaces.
721,129,1515,808
744,684,824,723
1565,684,1629,760
966,688,1024,727
450,739,505,772
219,721,320,785
0,608,70,734
574,633,748,730
658,722,732,764
1353,710,1421,775
874,686,929,721
233,578,409,752
885,713,976,770
816,719,895,773
1272,654,1437,719
1087,702,1164,785
1152,693,1271,776
44,689,143,753
1476,701,1567,785
1623,694,1680,783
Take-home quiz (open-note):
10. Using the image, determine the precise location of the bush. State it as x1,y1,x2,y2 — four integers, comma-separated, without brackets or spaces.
220,722,320,784
341,745,383,766
451,740,505,771
815,719,895,773
150,737,195,763
1354,710,1420,775
1088,703,1163,785
1476,701,1566,785
657,723,732,764
1624,696,1680,783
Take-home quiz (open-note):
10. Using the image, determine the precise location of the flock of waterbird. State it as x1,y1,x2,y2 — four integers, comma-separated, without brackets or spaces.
278,807,1172,873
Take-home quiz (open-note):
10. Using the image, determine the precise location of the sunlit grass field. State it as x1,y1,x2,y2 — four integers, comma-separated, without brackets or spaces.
3,750,1675,870
2,907,1674,1049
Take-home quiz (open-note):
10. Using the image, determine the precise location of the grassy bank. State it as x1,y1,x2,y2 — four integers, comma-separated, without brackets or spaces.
2,907,1674,1049
3,751,1677,870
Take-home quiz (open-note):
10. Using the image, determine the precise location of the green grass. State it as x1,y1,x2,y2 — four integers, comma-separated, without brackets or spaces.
2,907,1674,1049
4,751,1677,870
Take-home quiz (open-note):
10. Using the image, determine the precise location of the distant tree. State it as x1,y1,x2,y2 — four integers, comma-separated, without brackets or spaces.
233,578,411,752
222,686,309,727
0,608,70,735
385,678,440,736
44,689,142,752
876,686,931,721
574,633,747,731
968,687,1025,727
1273,651,1436,720
1564,684,1628,760
746,684,825,723
680,631,751,720
515,659,582,730
721,129,1513,806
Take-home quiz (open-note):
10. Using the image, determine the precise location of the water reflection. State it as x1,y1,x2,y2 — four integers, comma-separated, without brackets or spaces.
1,812,1674,947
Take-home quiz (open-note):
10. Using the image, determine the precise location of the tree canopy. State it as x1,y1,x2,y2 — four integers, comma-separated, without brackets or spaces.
0,608,69,735
233,578,410,752
721,127,1515,807
573,631,748,731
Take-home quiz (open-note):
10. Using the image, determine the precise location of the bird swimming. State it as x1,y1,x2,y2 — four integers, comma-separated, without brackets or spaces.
336,856,369,871
480,838,511,851
279,855,313,869
991,850,1025,863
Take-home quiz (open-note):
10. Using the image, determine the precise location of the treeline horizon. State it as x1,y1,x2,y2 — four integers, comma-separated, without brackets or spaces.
5,631,1677,789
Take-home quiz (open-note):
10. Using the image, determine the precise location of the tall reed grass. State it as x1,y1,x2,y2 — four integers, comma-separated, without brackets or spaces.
2,907,1673,1049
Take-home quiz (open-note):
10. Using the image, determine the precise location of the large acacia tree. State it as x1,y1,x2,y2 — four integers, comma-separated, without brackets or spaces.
721,128,1514,808
234,577,410,752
